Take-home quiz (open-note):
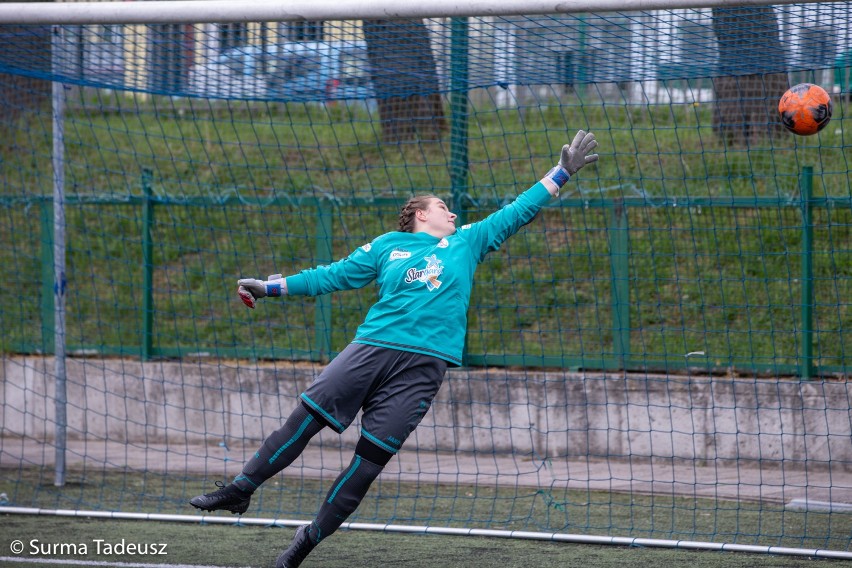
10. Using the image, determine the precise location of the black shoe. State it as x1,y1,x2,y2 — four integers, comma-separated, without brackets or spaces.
189,481,251,514
274,524,316,568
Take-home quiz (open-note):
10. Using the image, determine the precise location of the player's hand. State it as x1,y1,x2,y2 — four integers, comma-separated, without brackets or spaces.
237,274,284,309
237,279,265,309
559,130,599,175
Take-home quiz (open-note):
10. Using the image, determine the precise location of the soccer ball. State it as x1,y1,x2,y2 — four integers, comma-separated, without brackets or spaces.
778,83,833,136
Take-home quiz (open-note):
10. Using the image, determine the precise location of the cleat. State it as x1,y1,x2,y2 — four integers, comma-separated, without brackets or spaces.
274,524,316,568
190,481,251,514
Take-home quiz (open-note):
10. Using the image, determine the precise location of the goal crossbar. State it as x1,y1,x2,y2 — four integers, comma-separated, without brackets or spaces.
0,0,834,25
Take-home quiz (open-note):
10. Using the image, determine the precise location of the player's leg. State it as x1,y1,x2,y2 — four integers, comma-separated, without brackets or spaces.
233,402,328,492
190,343,383,515
275,437,392,568
189,402,327,514
275,351,447,567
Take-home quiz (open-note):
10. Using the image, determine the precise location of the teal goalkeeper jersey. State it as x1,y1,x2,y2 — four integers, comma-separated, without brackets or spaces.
284,181,554,366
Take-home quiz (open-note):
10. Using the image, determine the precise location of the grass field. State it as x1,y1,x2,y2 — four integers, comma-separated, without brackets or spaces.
1,466,851,566
3,93,845,199
0,514,847,568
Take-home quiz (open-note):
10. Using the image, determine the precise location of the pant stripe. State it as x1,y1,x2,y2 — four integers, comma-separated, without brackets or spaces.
233,474,258,488
361,429,399,455
268,415,314,465
300,393,345,432
327,456,361,504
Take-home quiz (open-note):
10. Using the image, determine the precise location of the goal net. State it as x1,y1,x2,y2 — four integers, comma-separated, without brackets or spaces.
0,0,850,557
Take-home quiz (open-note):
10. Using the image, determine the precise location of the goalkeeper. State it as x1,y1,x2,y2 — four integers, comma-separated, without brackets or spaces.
190,131,599,568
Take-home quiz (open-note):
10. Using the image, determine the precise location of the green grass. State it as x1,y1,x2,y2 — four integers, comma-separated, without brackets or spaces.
4,91,850,199
2,467,851,556
0,91,850,374
0,515,846,568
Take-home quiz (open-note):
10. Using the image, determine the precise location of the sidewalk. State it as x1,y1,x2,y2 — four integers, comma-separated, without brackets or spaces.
3,437,850,508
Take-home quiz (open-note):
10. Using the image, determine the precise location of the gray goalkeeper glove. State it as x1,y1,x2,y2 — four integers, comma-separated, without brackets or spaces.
237,274,284,309
545,129,599,189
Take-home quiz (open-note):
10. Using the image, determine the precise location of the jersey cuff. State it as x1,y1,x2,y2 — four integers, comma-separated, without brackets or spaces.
285,274,310,296
528,181,556,206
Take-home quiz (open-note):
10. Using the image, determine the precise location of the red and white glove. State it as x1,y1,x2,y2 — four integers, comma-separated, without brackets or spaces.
237,274,284,309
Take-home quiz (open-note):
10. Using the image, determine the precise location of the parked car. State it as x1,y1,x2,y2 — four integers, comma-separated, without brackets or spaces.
217,41,375,103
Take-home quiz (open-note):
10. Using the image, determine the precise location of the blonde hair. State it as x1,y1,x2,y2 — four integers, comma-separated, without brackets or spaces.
398,195,440,232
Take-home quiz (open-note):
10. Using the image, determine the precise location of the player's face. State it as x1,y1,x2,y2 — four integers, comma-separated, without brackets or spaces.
419,198,458,237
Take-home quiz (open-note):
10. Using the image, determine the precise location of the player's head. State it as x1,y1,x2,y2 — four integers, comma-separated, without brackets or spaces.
399,195,457,237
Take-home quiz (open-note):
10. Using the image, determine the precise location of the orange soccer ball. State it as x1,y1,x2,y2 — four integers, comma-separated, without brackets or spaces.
778,83,833,136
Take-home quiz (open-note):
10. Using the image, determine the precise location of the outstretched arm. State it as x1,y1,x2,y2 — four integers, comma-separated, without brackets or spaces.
460,130,599,261
236,242,378,309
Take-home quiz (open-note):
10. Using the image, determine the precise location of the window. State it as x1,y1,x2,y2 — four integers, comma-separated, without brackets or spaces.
290,21,324,42
82,24,125,79
219,23,248,52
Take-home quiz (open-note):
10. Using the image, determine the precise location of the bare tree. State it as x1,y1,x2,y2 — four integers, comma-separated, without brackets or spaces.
362,19,447,143
0,0,51,120
711,6,789,146
0,0,51,140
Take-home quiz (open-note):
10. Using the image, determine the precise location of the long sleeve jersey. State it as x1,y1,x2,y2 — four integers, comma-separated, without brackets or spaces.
285,181,554,366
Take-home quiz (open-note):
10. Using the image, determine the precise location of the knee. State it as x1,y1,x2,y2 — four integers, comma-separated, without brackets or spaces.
355,436,394,467
300,400,336,430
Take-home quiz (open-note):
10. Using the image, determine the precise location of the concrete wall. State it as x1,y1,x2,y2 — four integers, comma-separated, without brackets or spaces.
2,355,851,466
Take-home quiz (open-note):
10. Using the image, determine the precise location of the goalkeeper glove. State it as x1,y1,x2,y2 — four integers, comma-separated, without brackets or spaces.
237,274,284,309
545,129,599,189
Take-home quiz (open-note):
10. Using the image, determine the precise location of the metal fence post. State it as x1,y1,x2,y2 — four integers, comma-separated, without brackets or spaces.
51,24,68,487
450,17,469,225
450,17,470,366
141,168,154,360
40,199,55,354
609,199,630,368
314,200,333,362
800,166,814,380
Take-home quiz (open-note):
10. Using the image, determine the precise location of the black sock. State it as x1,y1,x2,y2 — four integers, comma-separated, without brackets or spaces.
308,454,384,543
232,403,325,493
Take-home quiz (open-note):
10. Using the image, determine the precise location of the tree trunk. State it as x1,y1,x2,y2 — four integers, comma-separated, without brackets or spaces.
363,19,447,144
711,7,789,146
0,20,51,132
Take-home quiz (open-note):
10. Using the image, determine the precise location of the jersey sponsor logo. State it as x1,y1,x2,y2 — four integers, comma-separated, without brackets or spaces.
404,254,444,291
389,249,411,261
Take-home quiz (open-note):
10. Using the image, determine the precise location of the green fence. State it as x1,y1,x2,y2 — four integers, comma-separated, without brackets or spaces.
17,166,849,379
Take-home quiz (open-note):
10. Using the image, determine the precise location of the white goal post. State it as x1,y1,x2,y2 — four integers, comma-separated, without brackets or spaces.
0,0,833,24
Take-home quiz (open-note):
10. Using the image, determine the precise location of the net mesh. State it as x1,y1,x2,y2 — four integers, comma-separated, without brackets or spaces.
0,4,850,555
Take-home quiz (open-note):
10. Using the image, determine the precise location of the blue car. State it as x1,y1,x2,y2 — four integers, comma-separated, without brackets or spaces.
218,41,375,103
